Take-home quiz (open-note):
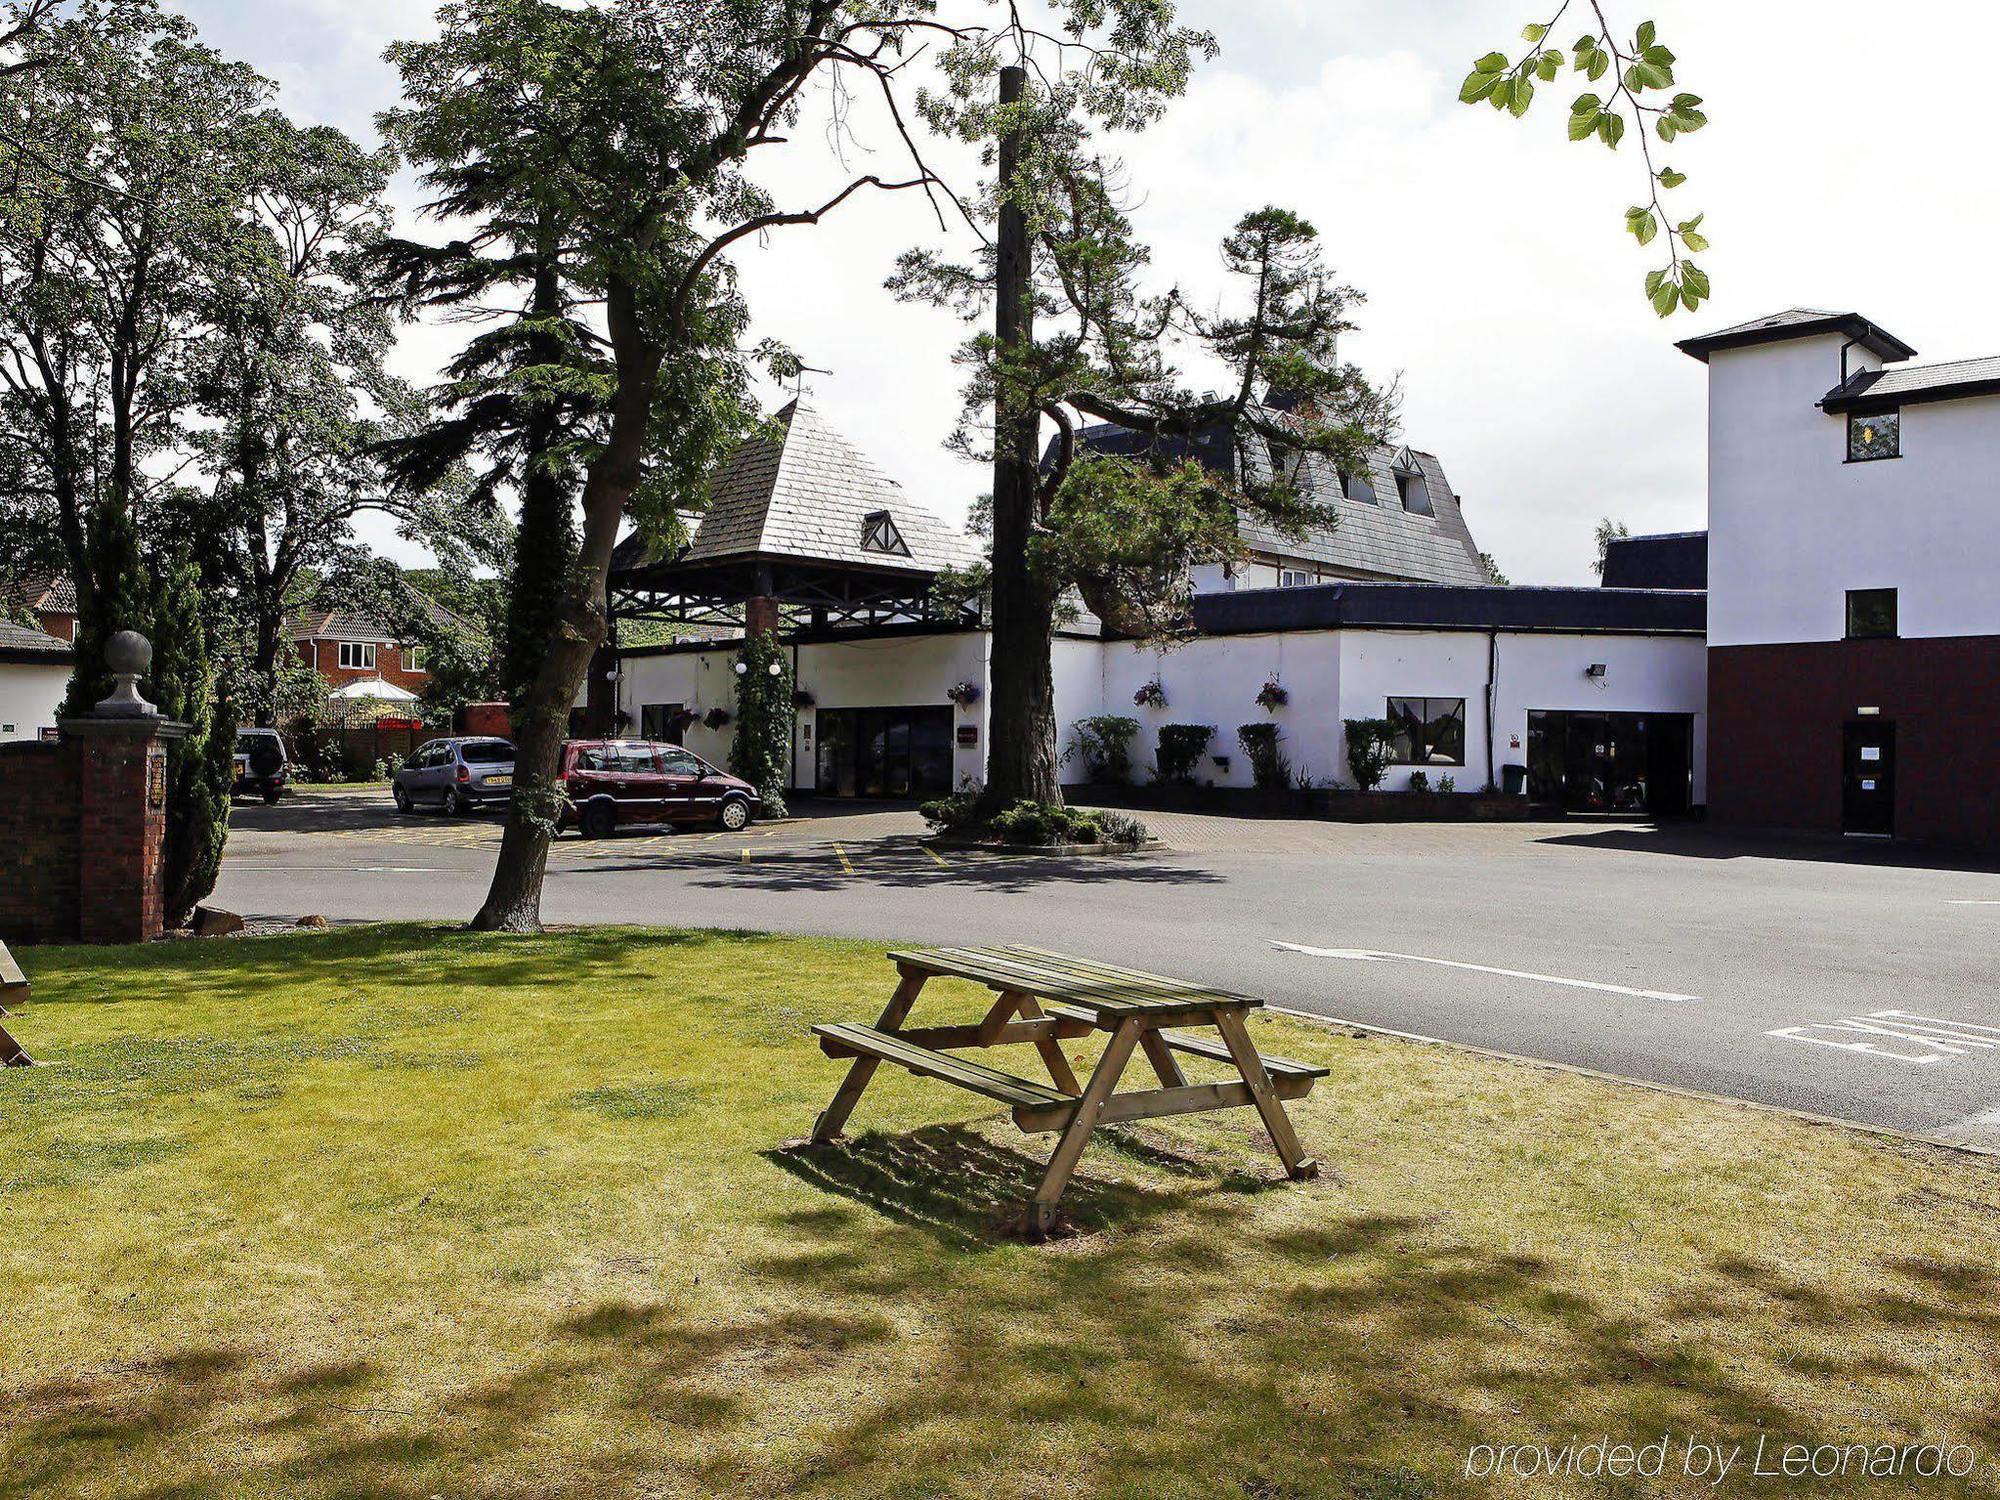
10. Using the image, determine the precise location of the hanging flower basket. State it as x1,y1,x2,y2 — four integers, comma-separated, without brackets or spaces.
702,706,732,730
666,707,700,734
946,681,981,707
792,688,816,710
1255,679,1289,712
1133,680,1167,709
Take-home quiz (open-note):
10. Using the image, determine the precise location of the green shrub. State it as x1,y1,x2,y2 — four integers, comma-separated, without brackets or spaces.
989,800,1101,846
1094,810,1151,846
1342,717,1400,792
729,632,792,817
917,791,982,832
1153,723,1214,785
1235,722,1291,791
1436,774,1456,795
1064,714,1141,784
1406,769,1430,794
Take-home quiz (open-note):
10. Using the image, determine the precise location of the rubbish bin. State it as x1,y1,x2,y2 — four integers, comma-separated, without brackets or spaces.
1501,763,1527,797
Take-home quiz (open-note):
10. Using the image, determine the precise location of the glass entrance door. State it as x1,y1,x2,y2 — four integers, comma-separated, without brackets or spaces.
1526,711,1694,816
817,707,955,799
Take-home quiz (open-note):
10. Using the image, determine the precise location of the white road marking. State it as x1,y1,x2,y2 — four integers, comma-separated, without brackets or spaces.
1947,899,2000,906
1767,1010,2000,1066
1272,941,1699,1003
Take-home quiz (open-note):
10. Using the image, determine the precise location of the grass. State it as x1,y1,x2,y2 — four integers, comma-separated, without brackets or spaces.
3,925,1999,1499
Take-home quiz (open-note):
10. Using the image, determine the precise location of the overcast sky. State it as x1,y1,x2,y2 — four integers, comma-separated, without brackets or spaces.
174,0,2000,585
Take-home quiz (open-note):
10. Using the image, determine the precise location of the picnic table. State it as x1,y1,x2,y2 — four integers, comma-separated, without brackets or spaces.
809,945,1325,1234
1,939,32,1067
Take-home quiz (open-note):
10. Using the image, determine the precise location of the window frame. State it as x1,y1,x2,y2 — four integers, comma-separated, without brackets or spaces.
1845,409,1900,463
1845,587,1898,640
1277,567,1316,588
337,641,376,671
1384,695,1468,767
1339,469,1378,505
1394,470,1435,517
404,644,425,673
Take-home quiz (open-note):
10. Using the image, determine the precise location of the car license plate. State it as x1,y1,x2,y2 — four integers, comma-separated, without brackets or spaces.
486,774,511,787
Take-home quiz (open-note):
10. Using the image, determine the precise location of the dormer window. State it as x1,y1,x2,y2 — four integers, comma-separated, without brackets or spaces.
1264,439,1315,495
1391,448,1434,516
860,509,910,557
1847,410,1899,462
1339,469,1377,505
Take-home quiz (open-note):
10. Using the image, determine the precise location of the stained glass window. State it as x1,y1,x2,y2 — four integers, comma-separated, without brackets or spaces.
1847,410,1899,462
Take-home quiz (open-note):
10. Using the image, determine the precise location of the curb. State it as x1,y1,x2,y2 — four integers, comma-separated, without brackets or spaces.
1260,1004,2000,1161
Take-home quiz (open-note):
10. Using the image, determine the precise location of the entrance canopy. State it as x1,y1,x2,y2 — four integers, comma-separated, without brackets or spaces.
609,400,983,633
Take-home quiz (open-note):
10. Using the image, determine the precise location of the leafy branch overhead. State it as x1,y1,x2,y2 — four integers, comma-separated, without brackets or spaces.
1462,9,1709,316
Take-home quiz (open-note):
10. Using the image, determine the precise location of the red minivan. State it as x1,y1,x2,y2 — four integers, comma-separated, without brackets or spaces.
558,739,762,838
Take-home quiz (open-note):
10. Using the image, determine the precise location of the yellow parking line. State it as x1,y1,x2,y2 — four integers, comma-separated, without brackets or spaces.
834,844,854,875
922,846,950,868
740,847,751,864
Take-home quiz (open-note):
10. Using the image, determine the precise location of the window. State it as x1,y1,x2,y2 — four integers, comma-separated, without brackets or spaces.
1386,696,1466,766
337,641,376,670
1340,469,1377,505
611,745,658,774
640,702,686,743
1847,409,1899,462
459,741,513,764
660,747,705,778
1846,587,1898,639
1278,568,1316,588
1266,440,1315,495
1395,471,1434,516
860,509,910,557
404,645,425,673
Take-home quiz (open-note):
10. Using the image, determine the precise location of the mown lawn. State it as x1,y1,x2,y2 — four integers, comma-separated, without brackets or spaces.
3,925,1999,1499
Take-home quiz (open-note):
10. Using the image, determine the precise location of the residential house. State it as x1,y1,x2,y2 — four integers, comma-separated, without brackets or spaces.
2,576,78,643
1677,307,2000,847
289,596,481,708
0,621,73,742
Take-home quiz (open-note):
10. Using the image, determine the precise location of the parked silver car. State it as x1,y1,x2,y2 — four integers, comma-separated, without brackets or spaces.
392,737,516,816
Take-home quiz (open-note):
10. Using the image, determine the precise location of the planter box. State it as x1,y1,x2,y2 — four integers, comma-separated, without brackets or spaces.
1072,782,1530,823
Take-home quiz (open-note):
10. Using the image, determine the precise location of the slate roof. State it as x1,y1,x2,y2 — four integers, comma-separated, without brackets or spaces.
1601,531,1707,591
1820,352,2000,413
1194,581,1705,638
0,619,74,661
675,401,979,574
1675,308,1916,364
1066,413,1490,587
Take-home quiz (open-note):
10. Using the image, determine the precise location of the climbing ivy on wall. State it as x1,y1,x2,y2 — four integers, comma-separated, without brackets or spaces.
730,633,793,818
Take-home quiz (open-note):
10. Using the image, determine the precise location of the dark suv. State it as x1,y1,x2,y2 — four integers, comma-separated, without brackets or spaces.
393,737,516,816
233,728,290,804
558,739,760,838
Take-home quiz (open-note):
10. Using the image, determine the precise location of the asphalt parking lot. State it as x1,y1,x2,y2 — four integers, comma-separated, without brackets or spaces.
215,788,2000,1147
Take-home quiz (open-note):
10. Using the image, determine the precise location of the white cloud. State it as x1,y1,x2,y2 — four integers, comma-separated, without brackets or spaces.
179,0,2000,584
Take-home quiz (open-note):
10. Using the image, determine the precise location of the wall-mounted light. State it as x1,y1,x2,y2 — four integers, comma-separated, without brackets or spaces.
1585,663,1607,680
768,661,782,677
1857,705,1881,716
733,661,747,676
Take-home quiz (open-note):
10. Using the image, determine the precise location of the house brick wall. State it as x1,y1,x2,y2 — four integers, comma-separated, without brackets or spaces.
0,718,182,946
293,639,432,695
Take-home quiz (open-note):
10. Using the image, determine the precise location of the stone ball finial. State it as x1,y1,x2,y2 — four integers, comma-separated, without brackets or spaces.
96,630,159,718
106,630,153,676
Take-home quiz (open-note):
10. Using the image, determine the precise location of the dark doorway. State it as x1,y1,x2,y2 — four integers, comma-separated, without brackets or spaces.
816,707,954,798
1526,710,1695,816
1842,720,1895,836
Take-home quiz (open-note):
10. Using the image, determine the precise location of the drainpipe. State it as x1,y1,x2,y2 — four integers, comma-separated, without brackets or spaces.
1485,629,1499,791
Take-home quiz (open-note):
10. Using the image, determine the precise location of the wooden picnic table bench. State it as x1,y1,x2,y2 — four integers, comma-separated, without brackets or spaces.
1,939,33,1067
809,944,1324,1234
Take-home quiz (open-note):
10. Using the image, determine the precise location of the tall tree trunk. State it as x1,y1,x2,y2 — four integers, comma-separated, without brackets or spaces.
471,278,662,933
502,233,578,703
980,64,1062,813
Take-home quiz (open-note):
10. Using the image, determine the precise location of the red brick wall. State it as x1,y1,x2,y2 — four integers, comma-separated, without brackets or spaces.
294,639,432,694
0,721,179,946
1709,635,2000,850
0,740,81,944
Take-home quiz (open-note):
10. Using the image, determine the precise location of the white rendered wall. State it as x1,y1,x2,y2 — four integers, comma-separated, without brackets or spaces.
1705,335,2000,647
0,661,70,742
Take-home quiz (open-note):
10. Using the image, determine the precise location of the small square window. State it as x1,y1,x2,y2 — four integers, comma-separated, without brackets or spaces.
1847,410,1899,462
1278,568,1316,588
1340,470,1377,505
1846,588,1897,639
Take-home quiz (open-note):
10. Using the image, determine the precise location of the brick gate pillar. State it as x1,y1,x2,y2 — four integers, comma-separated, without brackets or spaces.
60,717,187,945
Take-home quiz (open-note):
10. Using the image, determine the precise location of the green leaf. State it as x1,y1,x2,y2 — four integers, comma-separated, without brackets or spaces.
1680,228,1709,253
1625,59,1672,90
1568,107,1599,141
1508,75,1534,116
1680,281,1702,313
1658,166,1686,188
1643,44,1676,67
1651,280,1681,318
1537,49,1562,81
1657,116,1679,142
1645,267,1667,296
1585,49,1609,81
1571,92,1603,114
1522,22,1548,43
1459,69,1503,104
1682,263,1711,297
1636,19,1657,49
1474,51,1509,73
1487,76,1515,110
1596,112,1624,147
1625,206,1657,245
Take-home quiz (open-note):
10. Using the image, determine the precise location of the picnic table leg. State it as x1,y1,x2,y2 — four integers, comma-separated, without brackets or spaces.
1213,1010,1318,1181
811,968,927,1143
1012,995,1082,1096
1027,1016,1144,1235
1138,1030,1188,1088
0,1020,31,1068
